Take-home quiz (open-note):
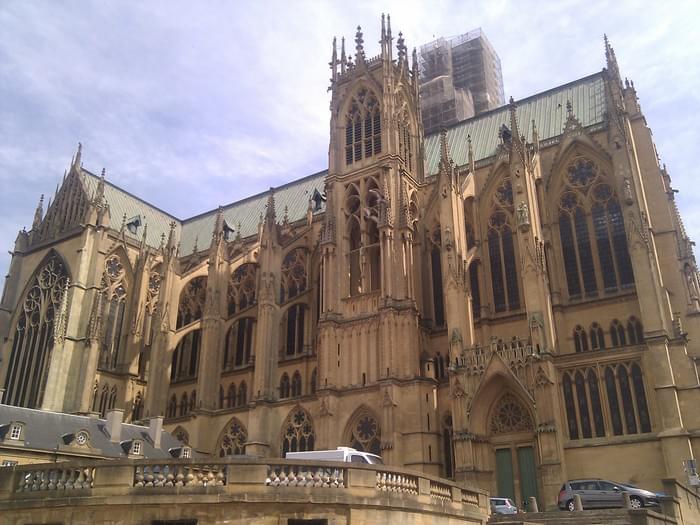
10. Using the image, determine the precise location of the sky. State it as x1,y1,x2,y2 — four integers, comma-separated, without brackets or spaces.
1,0,699,281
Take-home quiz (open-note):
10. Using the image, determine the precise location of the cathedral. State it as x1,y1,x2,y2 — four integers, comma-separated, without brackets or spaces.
1,18,698,511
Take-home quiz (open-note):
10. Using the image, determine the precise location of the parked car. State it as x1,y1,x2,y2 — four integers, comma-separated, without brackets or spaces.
490,497,519,515
558,479,660,511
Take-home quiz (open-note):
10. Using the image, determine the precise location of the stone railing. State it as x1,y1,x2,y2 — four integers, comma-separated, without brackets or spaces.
134,463,225,487
454,338,540,374
0,458,488,524
15,466,95,492
376,471,418,494
266,463,345,488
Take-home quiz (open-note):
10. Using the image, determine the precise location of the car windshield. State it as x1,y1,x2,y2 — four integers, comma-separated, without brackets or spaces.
366,455,383,465
615,482,638,489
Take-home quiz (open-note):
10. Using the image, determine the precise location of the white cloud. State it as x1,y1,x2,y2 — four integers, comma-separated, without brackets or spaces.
1,0,699,281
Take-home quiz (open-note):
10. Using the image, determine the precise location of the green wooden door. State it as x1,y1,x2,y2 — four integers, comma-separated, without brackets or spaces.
517,446,538,511
495,448,515,501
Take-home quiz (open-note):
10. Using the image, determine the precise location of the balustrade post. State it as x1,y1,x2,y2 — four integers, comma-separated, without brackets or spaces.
92,463,134,494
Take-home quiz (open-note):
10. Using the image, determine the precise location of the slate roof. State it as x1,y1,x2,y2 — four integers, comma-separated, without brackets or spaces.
423,72,606,174
80,72,606,254
0,404,184,459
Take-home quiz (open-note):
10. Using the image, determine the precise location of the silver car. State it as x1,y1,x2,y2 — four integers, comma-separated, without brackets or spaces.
490,497,518,514
558,479,660,511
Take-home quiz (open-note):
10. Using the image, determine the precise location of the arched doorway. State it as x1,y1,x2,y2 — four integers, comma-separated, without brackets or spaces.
489,392,538,510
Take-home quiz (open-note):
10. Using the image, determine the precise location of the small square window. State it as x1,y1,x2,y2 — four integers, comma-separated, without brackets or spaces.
2,460,18,467
182,447,191,459
9,424,22,440
132,441,142,455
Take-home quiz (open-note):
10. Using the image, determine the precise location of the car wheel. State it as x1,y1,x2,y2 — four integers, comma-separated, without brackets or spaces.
629,496,643,509
567,499,576,512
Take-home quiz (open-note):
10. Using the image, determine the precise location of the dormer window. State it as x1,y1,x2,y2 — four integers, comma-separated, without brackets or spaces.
181,447,191,459
75,430,89,446
126,215,142,235
9,423,23,441
131,440,143,456
311,189,325,212
223,220,235,241
169,445,192,458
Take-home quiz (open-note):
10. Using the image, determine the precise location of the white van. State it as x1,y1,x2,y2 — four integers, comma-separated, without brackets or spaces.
285,446,383,464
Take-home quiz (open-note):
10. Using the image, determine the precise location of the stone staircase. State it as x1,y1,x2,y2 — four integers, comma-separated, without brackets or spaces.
488,508,677,525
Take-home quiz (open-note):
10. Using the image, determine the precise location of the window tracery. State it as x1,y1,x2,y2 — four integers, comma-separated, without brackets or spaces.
563,362,651,440
282,304,306,357
223,317,255,370
345,88,381,165
131,392,143,422
143,265,162,348
589,322,604,350
627,316,644,344
238,381,247,405
291,370,302,397
557,157,635,299
469,261,481,320
281,407,316,455
344,178,382,296
98,254,128,370
488,178,520,313
347,411,381,455
279,373,290,399
4,254,69,408
228,264,256,316
218,418,248,457
398,106,413,171
610,319,626,347
177,277,207,328
489,393,533,435
573,325,589,352
280,250,307,303
171,329,201,382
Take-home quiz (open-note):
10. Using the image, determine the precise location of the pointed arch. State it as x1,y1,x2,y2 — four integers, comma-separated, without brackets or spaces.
279,373,290,399
3,251,70,408
343,405,381,455
170,329,201,382
291,370,302,397
217,417,248,457
176,276,207,328
442,413,455,479
280,405,316,455
98,250,131,370
238,381,247,406
342,85,382,165
227,263,257,316
280,249,308,303
223,317,255,370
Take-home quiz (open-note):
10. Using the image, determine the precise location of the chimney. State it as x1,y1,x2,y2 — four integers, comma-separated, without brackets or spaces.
106,408,124,443
148,416,163,449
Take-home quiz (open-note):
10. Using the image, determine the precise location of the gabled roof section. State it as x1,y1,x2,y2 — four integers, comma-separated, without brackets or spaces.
179,170,327,254
80,169,180,249
423,72,606,174
0,404,183,459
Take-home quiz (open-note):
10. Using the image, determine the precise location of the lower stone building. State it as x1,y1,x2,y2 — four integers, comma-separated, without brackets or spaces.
0,18,698,511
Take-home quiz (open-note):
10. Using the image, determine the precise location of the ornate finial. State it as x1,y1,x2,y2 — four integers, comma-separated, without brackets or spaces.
330,36,338,84
94,168,106,204
604,33,621,85
283,205,289,224
160,232,166,250
340,36,346,74
412,47,418,74
355,25,365,63
467,135,474,173
438,128,453,175
72,142,83,170
265,187,276,227
166,220,177,251
532,119,540,150
386,14,392,40
32,194,44,229
397,32,406,62
141,223,148,248
381,13,386,41
236,222,242,241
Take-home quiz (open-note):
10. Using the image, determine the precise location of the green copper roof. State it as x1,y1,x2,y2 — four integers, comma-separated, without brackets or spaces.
423,72,606,175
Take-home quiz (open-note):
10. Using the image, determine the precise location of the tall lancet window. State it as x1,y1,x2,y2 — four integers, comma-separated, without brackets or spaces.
98,254,128,371
558,157,635,299
429,227,445,327
398,105,413,171
4,254,69,408
344,178,381,296
345,88,381,165
487,177,520,313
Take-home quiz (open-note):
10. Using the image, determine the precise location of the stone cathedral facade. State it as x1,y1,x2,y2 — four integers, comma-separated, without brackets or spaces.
1,19,699,510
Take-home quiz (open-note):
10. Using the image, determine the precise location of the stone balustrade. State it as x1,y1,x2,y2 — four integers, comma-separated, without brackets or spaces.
15,466,95,492
0,458,489,524
455,337,540,373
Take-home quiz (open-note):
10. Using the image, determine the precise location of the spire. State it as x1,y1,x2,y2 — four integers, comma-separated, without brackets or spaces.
355,25,365,64
508,96,524,151
467,135,475,173
71,142,82,171
340,36,347,74
386,14,392,41
531,119,540,152
32,194,44,230
604,34,621,81
412,47,418,77
381,13,386,42
94,168,106,205
330,36,338,84
264,187,276,228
